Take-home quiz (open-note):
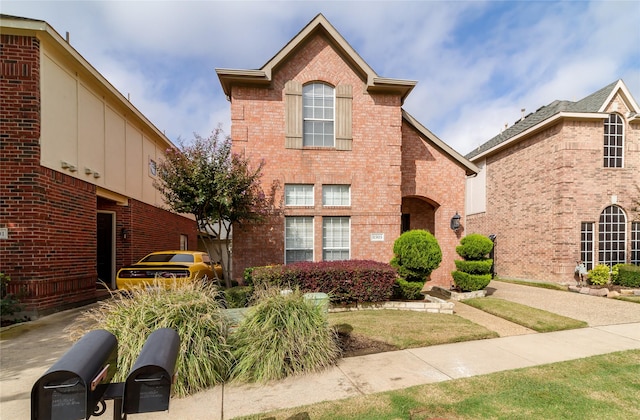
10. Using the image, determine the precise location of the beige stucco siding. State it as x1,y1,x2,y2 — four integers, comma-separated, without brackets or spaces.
39,41,166,207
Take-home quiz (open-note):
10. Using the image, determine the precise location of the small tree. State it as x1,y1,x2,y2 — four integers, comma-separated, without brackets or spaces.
390,230,442,283
155,128,272,287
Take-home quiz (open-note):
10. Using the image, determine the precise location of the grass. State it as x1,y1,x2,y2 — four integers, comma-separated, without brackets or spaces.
614,295,640,304
462,297,587,332
328,310,498,349
495,277,568,291
234,349,640,420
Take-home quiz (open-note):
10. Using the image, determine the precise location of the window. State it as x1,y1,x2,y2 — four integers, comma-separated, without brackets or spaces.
180,234,188,250
323,185,350,206
598,205,626,266
580,222,595,270
604,114,624,168
632,222,640,265
323,217,350,261
303,83,334,147
285,184,314,206
285,217,313,263
149,158,157,177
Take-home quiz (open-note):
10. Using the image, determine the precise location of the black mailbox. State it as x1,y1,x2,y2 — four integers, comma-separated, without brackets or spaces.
31,329,117,420
123,328,180,414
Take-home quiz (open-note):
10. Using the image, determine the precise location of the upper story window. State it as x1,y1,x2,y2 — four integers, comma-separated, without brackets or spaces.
285,184,314,206
603,113,624,168
303,83,334,147
323,185,350,206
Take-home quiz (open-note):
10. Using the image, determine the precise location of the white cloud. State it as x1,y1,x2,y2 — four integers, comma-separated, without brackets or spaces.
2,0,638,154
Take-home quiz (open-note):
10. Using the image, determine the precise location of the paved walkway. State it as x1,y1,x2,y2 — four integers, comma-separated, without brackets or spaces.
2,281,640,419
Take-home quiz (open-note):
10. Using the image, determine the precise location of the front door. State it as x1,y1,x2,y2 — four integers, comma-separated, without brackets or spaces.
97,212,115,289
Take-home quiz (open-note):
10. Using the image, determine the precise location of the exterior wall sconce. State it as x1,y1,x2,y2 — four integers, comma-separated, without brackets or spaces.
450,212,461,231
121,228,129,240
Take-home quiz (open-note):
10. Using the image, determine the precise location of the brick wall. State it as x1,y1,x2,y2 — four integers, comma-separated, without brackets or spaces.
467,99,639,283
230,34,404,280
401,122,468,288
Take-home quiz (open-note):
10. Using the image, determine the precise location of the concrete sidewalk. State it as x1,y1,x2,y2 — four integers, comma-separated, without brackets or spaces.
2,282,640,419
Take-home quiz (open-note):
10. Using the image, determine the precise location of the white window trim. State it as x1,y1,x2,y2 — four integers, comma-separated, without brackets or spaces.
322,216,351,261
284,216,314,264
322,185,351,207
284,184,314,207
303,82,335,148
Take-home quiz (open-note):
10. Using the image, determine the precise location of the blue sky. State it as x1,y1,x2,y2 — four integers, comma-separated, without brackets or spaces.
3,0,639,155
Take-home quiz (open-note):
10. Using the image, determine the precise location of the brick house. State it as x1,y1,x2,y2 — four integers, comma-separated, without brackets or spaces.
466,79,640,284
1,15,199,316
216,14,477,288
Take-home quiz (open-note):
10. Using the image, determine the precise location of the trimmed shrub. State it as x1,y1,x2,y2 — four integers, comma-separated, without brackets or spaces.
455,234,494,260
250,260,397,304
615,264,640,287
393,278,425,300
451,271,492,292
390,230,442,283
230,287,340,382
68,281,233,397
588,264,610,286
454,259,493,275
224,286,254,308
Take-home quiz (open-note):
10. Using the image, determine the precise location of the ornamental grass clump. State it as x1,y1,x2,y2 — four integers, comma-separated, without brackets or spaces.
67,280,233,397
229,287,340,383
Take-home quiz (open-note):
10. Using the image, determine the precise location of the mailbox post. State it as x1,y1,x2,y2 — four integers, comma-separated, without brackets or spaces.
31,329,117,420
32,328,179,420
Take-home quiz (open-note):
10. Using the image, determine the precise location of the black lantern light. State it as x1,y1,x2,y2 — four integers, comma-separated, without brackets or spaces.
450,212,461,231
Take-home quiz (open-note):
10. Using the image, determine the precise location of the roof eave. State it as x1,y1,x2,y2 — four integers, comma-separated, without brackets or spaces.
370,78,417,104
469,112,608,161
402,110,479,176
215,68,270,98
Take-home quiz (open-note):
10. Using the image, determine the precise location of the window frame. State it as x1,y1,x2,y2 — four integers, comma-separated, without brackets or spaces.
284,184,314,207
631,221,640,266
603,113,624,168
302,82,335,148
322,185,351,206
322,216,350,261
580,222,595,271
598,205,627,266
285,216,314,264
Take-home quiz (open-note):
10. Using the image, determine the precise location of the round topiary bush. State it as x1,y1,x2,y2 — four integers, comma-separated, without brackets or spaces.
455,234,494,260
451,271,492,292
390,230,442,283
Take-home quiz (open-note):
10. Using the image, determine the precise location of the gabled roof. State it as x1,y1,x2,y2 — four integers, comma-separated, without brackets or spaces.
466,79,640,161
402,110,479,176
216,14,417,103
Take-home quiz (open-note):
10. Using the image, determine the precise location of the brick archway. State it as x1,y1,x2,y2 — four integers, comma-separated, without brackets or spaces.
401,196,439,235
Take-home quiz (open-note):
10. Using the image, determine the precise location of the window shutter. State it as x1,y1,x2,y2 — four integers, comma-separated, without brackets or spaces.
335,85,353,150
285,80,303,149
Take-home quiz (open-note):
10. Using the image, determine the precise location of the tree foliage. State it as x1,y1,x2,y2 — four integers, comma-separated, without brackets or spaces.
390,230,442,283
155,128,271,287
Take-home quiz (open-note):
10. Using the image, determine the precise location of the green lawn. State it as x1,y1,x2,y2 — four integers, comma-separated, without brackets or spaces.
328,310,498,349
235,349,640,420
462,297,587,332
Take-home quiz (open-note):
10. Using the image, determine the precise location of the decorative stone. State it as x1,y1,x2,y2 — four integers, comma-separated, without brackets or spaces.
607,291,620,298
579,287,591,294
589,288,609,297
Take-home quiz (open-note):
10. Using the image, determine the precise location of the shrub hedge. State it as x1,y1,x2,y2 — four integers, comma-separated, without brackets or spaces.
588,264,610,286
250,260,397,304
451,271,492,292
393,278,425,300
615,264,640,287
454,259,493,275
455,234,494,260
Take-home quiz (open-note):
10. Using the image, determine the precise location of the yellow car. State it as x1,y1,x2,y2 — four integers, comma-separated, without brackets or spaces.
116,251,222,291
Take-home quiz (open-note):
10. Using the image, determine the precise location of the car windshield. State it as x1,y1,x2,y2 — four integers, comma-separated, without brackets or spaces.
140,253,194,263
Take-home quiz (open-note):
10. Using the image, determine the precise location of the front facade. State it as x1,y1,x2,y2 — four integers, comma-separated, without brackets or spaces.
217,15,477,288
1,15,199,315
466,80,640,283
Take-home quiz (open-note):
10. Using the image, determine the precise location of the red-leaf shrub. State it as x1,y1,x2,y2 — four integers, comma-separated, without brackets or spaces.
250,260,398,304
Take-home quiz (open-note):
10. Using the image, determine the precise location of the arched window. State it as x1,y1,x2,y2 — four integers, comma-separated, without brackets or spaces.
598,205,626,266
603,114,624,168
303,83,334,147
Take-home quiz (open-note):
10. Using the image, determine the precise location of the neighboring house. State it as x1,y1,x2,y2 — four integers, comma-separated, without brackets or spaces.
1,15,199,316
466,80,640,284
216,14,477,288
